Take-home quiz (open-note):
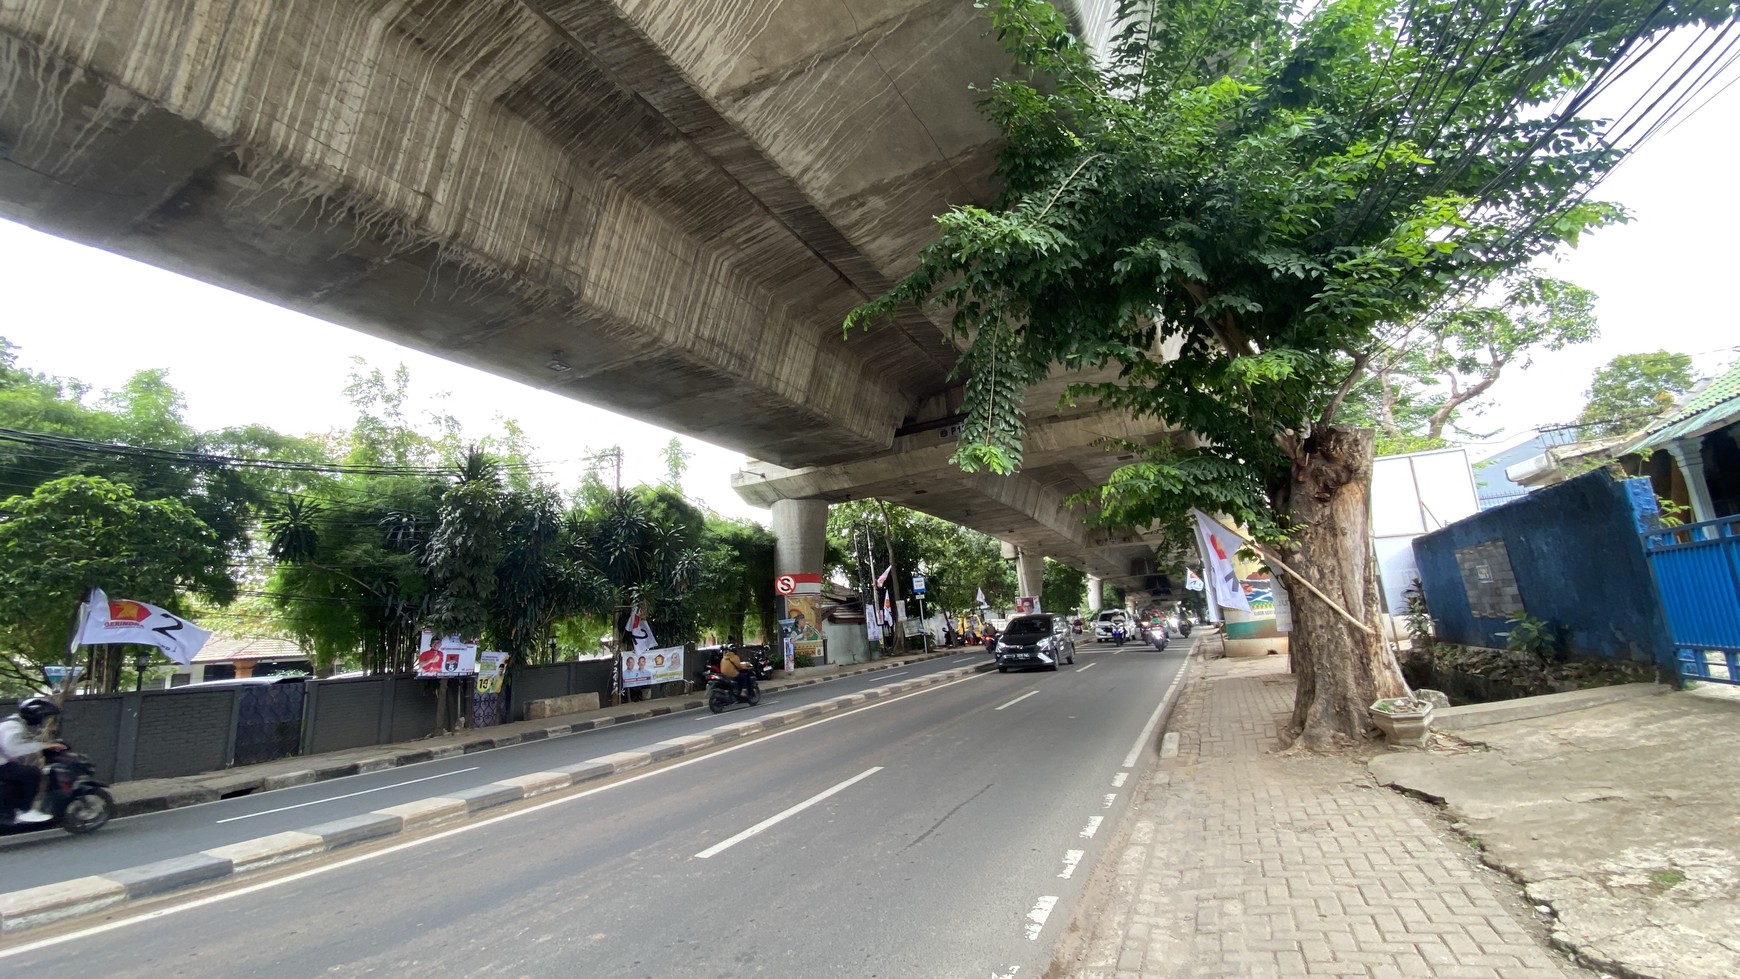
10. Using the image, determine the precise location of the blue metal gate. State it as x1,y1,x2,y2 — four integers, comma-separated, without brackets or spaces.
1643,514,1740,684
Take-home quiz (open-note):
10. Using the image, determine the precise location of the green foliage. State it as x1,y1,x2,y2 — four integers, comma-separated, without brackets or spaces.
1496,612,1560,663
1403,580,1433,650
1358,275,1599,444
1576,351,1697,437
0,475,228,691
827,500,1016,614
1041,559,1087,615
849,0,1711,539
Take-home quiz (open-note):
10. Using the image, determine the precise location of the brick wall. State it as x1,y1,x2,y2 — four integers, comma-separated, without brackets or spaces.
132,689,235,779
306,677,389,754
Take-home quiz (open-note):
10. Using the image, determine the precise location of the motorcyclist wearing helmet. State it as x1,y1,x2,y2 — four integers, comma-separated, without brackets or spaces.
719,645,754,700
1,696,64,825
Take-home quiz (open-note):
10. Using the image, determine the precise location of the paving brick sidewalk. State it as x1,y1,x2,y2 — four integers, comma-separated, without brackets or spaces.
1073,654,1591,979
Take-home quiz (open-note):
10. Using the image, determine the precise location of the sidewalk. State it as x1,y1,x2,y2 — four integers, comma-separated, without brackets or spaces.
109,649,977,818
1073,653,1590,979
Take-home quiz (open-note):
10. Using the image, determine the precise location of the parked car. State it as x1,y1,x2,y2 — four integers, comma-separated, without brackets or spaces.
996,613,1077,672
1093,610,1129,642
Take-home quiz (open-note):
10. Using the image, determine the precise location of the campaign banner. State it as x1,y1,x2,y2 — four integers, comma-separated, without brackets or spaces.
476,651,509,694
623,645,684,688
416,631,478,677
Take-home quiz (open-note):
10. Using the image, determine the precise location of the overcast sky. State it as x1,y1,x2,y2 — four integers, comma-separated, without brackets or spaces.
2,45,1736,507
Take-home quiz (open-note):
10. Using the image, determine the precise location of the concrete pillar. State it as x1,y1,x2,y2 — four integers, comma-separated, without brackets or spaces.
1666,439,1718,527
1016,548,1044,603
771,499,829,574
1087,576,1104,612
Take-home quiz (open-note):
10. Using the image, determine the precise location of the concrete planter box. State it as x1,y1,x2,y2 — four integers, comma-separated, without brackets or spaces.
1369,699,1434,746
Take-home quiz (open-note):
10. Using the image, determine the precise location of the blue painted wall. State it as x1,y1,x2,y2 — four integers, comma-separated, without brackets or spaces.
1412,470,1673,666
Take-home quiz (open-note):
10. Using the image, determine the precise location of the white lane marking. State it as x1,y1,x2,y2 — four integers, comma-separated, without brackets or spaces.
1076,663,1096,673
1103,793,1117,809
1121,662,1186,768
872,671,908,680
1058,849,1085,879
1112,772,1128,788
1025,895,1058,940
1080,816,1103,839
214,767,481,823
695,767,883,859
0,671,994,959
953,657,977,664
994,690,1039,711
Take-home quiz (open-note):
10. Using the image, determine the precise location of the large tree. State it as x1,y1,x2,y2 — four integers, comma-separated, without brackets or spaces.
851,0,1733,747
1356,275,1598,453
1576,350,1697,437
0,475,230,692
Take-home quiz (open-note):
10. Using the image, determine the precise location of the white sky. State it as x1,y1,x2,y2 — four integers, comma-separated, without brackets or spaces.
1,49,1736,506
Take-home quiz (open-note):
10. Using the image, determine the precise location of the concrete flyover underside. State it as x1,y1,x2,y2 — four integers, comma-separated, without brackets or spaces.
0,0,1164,584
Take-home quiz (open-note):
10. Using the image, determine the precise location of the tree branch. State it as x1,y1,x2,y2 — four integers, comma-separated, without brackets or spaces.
1319,350,1372,430
1176,277,1255,356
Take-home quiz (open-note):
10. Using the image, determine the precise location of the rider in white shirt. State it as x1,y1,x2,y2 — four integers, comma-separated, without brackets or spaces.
0,696,63,825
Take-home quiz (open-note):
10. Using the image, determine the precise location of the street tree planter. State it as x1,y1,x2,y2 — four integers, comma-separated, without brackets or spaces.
1369,698,1435,747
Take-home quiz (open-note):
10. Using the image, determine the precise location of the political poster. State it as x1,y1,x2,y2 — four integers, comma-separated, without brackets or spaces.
476,651,509,694
74,589,212,665
622,645,683,688
783,594,824,664
416,631,478,678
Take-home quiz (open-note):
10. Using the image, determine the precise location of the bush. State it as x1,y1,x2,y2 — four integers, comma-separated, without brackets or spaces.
793,652,814,669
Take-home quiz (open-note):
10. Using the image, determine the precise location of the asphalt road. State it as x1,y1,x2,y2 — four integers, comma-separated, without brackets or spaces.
0,653,990,890
1,639,1191,978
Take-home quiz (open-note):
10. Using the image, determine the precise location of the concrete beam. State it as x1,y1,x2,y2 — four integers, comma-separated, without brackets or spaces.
0,0,1013,466
731,410,1175,507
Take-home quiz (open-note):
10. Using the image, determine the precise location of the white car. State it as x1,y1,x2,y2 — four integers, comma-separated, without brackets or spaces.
1092,610,1129,642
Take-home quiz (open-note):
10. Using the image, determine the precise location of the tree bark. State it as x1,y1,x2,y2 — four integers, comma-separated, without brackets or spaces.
1274,425,1408,749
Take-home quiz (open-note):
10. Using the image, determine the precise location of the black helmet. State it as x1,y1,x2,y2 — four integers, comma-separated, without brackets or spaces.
17,696,60,726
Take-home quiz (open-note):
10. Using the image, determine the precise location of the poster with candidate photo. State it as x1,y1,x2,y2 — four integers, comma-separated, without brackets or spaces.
622,645,684,688
416,631,478,677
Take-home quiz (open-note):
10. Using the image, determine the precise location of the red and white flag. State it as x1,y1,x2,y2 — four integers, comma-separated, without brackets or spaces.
1192,511,1251,614
625,606,658,656
73,589,212,665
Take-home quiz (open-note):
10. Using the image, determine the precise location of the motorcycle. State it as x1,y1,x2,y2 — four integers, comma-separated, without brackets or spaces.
1179,620,1193,637
0,744,115,836
1111,623,1127,647
705,665,762,713
1148,625,1169,650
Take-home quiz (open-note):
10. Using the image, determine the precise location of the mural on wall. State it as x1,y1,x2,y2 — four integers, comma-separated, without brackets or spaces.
783,595,824,664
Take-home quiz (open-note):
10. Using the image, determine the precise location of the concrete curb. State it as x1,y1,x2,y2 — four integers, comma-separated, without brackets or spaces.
1433,681,1668,731
0,659,996,938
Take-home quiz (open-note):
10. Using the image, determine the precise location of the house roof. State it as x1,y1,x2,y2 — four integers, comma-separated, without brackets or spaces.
192,635,308,664
1628,361,1740,454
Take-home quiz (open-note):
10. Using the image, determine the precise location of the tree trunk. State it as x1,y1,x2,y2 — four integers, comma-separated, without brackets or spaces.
1275,425,1408,749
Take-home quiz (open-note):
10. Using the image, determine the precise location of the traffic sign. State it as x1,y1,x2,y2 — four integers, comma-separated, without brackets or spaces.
775,574,797,595
911,574,926,596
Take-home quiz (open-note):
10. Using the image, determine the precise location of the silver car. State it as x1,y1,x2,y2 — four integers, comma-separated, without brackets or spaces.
995,613,1077,672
